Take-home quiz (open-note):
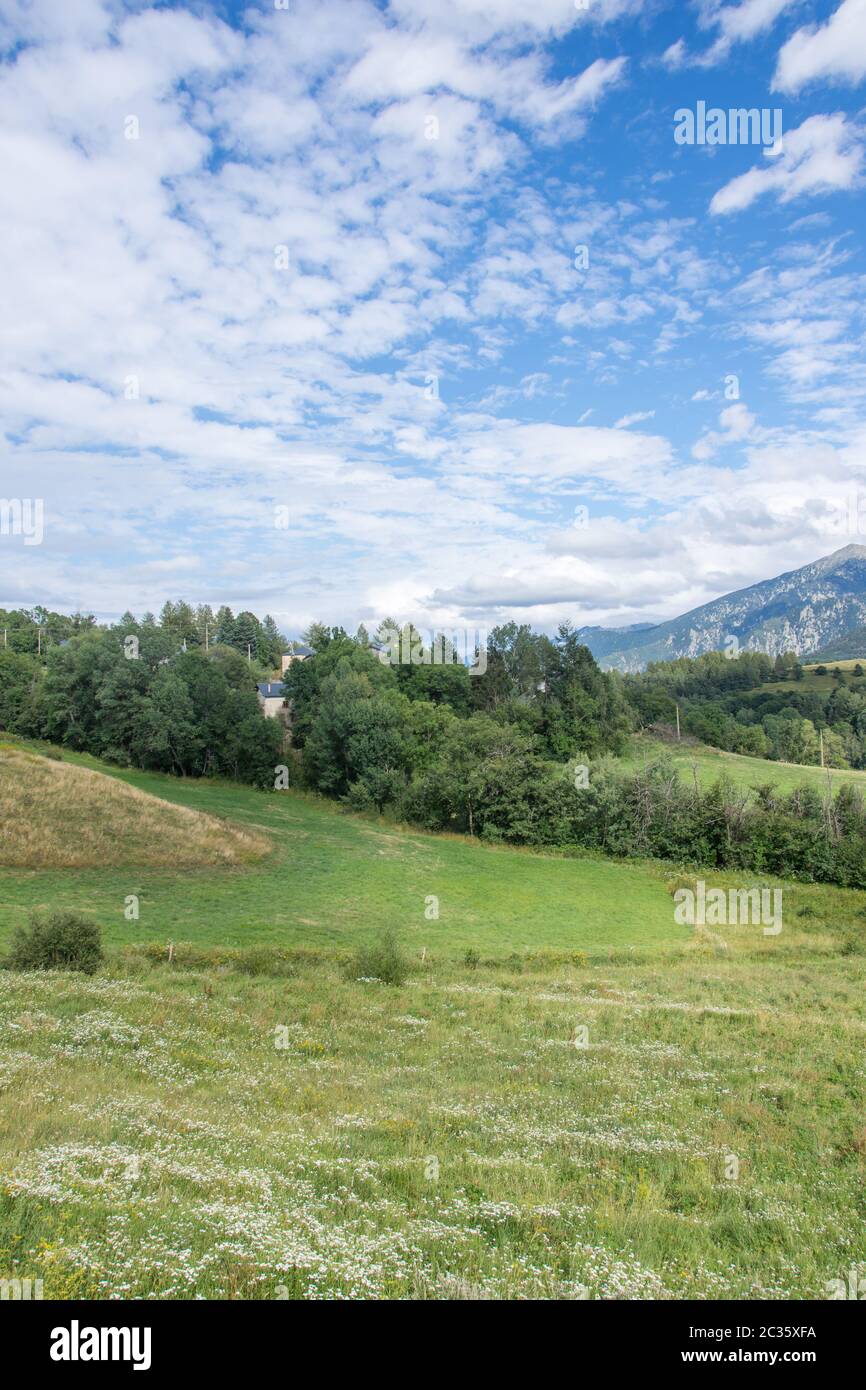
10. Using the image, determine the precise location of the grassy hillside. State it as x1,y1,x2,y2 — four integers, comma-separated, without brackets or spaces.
0,748,687,957
620,733,866,798
805,658,866,673
2,931,865,1300
751,661,866,695
2,747,866,1299
0,745,269,869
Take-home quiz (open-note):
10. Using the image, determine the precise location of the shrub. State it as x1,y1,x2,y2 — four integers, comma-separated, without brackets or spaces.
463,947,480,969
348,930,409,985
233,947,295,977
8,910,104,974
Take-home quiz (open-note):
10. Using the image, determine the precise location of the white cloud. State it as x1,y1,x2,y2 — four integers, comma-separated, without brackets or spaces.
726,242,866,406
664,0,799,68
614,409,656,427
424,420,866,626
445,419,675,491
661,39,687,70
343,27,626,135
692,403,759,459
0,0,864,638
390,0,646,37
774,0,866,93
0,0,112,45
705,0,799,49
709,114,864,214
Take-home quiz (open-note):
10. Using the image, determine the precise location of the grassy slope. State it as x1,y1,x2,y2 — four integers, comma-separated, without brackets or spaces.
0,750,686,956
2,938,865,1300
0,746,269,869
751,662,866,695
804,659,866,673
620,733,866,797
2,749,866,1300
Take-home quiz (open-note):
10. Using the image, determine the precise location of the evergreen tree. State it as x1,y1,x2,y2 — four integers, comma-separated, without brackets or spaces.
215,606,236,646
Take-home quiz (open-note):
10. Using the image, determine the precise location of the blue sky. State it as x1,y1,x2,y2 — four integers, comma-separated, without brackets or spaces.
1,0,865,636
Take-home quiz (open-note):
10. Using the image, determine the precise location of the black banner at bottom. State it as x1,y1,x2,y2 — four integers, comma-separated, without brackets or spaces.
3,1299,859,1375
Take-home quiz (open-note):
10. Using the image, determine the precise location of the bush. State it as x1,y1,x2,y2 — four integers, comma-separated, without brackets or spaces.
233,947,296,977
348,930,409,985
8,910,104,974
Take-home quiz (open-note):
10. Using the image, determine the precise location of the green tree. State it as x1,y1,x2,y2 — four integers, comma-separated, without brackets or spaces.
539,622,630,758
0,649,38,731
215,606,236,646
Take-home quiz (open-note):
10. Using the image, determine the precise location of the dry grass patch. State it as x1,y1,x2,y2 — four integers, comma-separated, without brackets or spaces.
0,749,270,868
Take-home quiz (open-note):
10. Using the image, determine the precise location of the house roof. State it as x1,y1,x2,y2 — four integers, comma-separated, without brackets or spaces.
257,682,285,698
283,645,314,657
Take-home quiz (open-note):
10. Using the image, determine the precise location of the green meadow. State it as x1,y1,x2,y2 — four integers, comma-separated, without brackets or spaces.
619,733,866,799
751,660,866,696
1,749,865,1300
0,750,685,957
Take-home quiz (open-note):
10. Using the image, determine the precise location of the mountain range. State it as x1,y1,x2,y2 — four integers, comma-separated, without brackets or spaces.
577,545,866,673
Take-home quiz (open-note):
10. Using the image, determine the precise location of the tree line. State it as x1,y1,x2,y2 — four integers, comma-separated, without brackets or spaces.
284,624,866,886
624,650,866,769
4,607,866,887
0,610,285,784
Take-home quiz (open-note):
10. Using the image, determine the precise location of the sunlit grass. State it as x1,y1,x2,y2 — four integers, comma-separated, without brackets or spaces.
0,749,684,956
1,930,864,1300
0,746,269,869
620,734,866,798
1,747,864,1300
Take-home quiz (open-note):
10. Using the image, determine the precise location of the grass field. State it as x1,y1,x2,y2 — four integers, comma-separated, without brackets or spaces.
0,746,268,869
2,749,865,1300
620,734,866,798
2,938,865,1300
804,653,866,671
0,748,684,957
751,661,866,696
804,660,866,673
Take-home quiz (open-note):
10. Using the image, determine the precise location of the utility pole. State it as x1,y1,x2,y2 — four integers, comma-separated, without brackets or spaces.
247,643,252,664
675,703,681,741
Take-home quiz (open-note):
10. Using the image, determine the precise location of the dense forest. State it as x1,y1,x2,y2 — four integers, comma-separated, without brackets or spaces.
0,603,288,784
3,605,866,887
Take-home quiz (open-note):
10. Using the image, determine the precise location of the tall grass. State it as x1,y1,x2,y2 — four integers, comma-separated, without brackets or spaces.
0,749,270,868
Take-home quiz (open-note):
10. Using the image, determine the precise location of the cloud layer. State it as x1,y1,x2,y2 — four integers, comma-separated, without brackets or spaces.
1,0,865,637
